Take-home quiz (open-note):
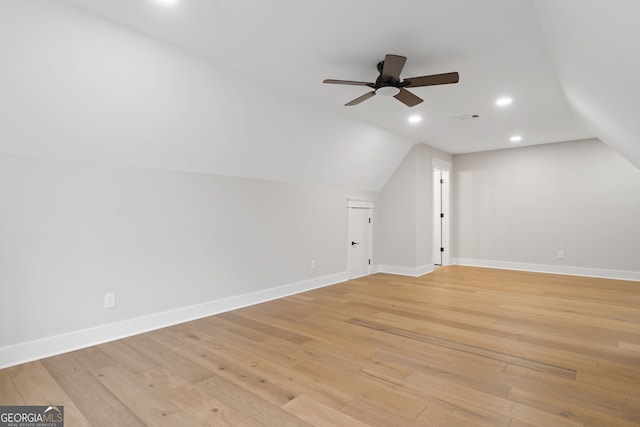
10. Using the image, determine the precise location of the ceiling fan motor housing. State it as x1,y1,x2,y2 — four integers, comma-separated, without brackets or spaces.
375,75,400,88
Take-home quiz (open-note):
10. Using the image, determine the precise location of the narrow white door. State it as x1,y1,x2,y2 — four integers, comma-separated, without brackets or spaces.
433,165,450,266
434,169,444,265
349,207,372,279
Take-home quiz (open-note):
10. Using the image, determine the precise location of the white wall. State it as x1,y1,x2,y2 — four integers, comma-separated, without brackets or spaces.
452,139,640,279
376,143,452,275
0,152,375,366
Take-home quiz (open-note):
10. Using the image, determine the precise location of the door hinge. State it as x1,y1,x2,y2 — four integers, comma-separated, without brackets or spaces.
440,247,444,252
368,217,371,223
440,179,444,184
368,259,371,265
440,213,444,218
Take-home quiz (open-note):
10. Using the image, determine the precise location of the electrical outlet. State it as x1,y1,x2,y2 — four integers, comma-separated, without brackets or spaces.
557,250,565,259
104,292,116,309
310,259,316,269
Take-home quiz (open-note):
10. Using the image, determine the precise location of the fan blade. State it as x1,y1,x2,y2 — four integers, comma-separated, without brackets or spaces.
381,54,407,80
394,88,423,107
345,91,376,106
323,79,373,86
404,72,459,88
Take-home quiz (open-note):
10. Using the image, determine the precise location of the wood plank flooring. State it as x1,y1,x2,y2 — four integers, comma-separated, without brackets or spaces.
2,266,640,426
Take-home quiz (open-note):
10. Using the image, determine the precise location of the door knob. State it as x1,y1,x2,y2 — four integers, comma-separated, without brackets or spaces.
351,241,359,246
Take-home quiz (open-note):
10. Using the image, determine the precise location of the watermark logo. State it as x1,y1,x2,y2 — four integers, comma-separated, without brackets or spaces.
0,405,64,427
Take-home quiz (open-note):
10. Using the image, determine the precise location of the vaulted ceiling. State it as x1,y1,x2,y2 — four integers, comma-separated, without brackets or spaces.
53,0,594,154
1,0,638,191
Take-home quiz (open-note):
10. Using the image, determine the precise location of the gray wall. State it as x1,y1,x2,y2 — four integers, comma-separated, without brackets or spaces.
0,152,374,349
4,137,640,365
377,143,452,272
452,139,640,274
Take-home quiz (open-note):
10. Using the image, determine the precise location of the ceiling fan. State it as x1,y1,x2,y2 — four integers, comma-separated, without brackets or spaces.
323,54,459,107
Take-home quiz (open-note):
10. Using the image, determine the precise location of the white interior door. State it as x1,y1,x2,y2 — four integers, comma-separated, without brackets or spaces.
349,207,372,279
434,168,443,266
433,163,451,267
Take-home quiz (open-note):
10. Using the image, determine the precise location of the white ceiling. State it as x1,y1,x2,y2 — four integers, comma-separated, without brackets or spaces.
54,0,595,154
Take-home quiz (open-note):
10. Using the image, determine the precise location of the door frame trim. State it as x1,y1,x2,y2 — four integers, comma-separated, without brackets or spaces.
346,199,374,209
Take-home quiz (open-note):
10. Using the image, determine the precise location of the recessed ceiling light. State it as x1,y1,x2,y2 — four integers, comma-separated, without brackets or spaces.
153,0,178,6
496,97,513,107
510,135,522,142
408,115,422,124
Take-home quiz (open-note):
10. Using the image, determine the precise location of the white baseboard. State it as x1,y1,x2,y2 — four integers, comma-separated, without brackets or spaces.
0,271,348,369
375,264,435,277
452,258,640,282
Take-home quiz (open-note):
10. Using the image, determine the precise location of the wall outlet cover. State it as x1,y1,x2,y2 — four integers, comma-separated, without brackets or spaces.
104,292,116,309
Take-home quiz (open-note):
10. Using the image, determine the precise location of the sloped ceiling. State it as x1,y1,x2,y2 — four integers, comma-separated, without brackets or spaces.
0,0,638,193
534,0,640,169
0,0,414,191
52,0,594,154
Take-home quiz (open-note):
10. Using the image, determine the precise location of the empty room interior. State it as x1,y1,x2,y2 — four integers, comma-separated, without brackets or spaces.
2,0,640,426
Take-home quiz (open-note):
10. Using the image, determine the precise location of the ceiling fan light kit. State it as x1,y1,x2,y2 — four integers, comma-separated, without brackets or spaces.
323,54,459,107
376,86,401,97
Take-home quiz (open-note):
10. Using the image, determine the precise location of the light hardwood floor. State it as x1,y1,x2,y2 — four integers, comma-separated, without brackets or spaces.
2,266,640,426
